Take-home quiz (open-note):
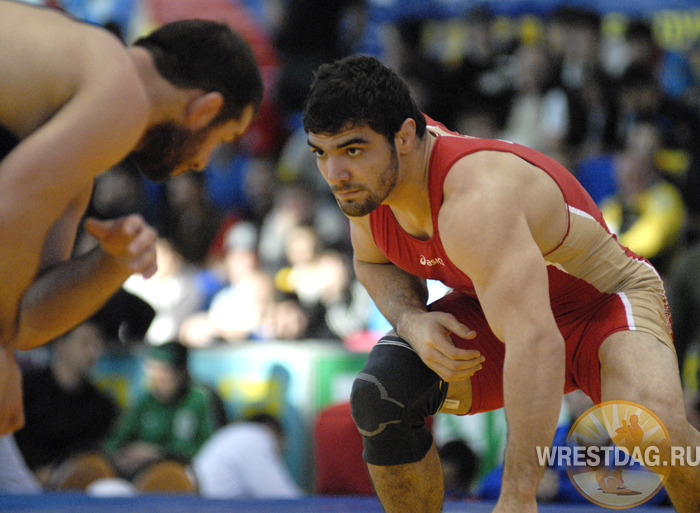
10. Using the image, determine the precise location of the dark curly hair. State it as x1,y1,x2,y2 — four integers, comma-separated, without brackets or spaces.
135,20,264,124
302,55,426,143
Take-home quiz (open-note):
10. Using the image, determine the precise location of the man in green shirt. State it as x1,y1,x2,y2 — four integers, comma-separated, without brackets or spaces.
104,341,225,478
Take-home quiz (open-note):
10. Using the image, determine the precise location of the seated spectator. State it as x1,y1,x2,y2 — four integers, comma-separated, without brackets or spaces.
438,439,480,500
573,66,620,160
13,321,119,489
258,185,318,275
274,225,346,339
498,43,574,166
192,413,303,499
320,251,377,341
622,19,699,104
123,238,205,345
314,402,373,496
549,7,602,93
103,341,225,479
179,222,281,345
598,121,685,273
157,173,226,266
664,241,700,430
615,63,700,152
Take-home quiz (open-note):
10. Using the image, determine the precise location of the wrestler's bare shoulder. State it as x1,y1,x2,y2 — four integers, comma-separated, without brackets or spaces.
441,150,568,253
0,1,146,137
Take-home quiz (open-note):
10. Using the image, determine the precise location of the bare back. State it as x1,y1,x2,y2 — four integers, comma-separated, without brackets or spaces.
0,2,136,136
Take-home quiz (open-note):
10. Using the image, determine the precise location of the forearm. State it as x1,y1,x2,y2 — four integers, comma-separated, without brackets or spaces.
500,334,565,502
354,258,428,332
13,247,133,350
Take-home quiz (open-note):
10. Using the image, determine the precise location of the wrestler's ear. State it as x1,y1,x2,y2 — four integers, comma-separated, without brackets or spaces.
185,92,224,130
395,118,417,153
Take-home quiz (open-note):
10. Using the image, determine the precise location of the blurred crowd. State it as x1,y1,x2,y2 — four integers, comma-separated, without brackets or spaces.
5,0,700,503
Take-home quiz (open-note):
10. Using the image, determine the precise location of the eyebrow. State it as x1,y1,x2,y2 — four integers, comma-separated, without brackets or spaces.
307,137,370,151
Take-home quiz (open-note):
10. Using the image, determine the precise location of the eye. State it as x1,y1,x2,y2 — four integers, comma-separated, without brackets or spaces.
346,147,361,157
310,147,326,158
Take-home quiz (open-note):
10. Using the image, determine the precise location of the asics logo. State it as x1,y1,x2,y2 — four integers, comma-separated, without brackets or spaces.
420,255,445,267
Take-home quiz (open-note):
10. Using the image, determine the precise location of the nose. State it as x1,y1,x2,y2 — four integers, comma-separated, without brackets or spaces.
324,157,349,185
192,142,219,172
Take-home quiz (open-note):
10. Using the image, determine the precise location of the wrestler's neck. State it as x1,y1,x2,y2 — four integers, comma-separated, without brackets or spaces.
386,131,436,239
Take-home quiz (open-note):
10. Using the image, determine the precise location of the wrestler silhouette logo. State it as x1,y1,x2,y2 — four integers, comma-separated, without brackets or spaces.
565,401,671,508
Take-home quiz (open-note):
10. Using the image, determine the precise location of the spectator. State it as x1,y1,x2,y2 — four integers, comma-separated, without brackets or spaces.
499,43,573,165
103,341,225,479
598,121,685,273
665,242,700,430
615,63,700,152
549,7,603,92
572,66,620,160
179,222,280,345
430,8,511,131
13,321,119,488
123,238,204,345
274,225,343,339
273,0,367,127
622,19,699,103
319,251,378,341
258,185,318,275
157,173,226,265
192,413,303,499
438,439,480,500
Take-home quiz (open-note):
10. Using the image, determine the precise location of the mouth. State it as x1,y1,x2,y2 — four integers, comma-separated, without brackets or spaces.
334,188,362,200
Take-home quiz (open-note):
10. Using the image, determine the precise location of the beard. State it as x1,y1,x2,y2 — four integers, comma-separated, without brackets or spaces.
333,145,399,217
125,122,210,182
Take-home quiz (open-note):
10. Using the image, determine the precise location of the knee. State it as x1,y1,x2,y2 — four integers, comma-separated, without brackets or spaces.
350,372,406,437
350,371,436,466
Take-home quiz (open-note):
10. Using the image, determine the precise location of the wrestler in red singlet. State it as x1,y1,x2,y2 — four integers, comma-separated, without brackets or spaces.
369,116,673,412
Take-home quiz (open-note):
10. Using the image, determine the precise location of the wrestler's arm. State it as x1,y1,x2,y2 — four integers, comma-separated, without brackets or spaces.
2,37,154,349
439,162,565,512
350,216,482,381
13,210,157,351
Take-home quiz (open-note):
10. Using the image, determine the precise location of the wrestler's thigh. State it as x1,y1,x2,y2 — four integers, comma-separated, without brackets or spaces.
599,331,687,438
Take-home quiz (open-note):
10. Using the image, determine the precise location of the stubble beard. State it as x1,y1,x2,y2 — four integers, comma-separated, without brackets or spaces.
336,146,399,217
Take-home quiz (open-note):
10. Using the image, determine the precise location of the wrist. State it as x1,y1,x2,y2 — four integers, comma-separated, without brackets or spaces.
395,307,428,340
95,247,133,282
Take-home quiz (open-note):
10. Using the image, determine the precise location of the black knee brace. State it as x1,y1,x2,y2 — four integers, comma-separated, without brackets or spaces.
350,335,446,466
